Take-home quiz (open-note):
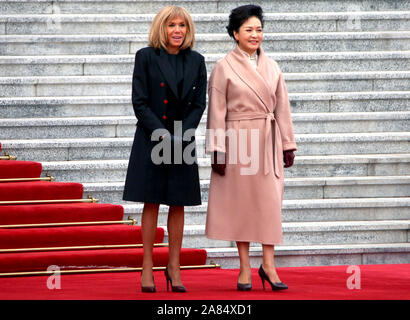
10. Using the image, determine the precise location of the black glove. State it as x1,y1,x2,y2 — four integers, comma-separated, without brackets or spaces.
211,151,226,176
283,150,295,168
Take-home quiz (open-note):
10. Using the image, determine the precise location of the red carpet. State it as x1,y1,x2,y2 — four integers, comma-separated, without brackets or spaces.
0,160,42,179
0,181,84,201
0,225,162,249
0,203,124,225
0,247,207,273
0,264,408,300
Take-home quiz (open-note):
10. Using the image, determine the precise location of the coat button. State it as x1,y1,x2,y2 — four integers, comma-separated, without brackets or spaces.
160,82,165,87
163,99,168,104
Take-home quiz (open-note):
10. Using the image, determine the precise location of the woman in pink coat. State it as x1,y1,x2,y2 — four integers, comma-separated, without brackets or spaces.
205,5,297,291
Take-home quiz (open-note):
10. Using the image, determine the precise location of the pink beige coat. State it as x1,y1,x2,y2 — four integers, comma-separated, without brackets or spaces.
205,46,297,245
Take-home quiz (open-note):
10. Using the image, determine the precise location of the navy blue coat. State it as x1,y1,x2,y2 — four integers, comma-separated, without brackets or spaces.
122,46,207,206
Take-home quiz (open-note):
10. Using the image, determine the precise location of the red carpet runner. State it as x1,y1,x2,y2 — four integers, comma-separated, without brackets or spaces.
0,142,207,274
0,264,409,300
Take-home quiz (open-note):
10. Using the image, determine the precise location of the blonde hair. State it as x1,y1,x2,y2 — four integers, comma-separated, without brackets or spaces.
148,6,195,50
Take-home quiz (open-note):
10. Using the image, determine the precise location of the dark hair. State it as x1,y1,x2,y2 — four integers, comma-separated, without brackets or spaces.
226,5,264,40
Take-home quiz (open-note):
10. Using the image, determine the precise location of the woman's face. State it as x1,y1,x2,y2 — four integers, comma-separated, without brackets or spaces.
166,16,187,54
233,16,263,55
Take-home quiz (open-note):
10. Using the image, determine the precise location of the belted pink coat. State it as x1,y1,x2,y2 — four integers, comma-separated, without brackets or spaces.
205,46,297,245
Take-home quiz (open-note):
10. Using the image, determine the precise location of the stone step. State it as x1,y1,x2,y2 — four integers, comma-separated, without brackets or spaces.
121,197,410,226
166,31,410,54
0,116,134,139
289,90,410,113
0,75,132,97
292,132,409,156
1,111,408,139
204,243,410,268
39,154,410,183
3,71,410,97
197,111,410,135
2,31,410,55
1,51,410,77
2,0,408,15
0,130,408,161
1,132,409,161
223,51,410,74
285,71,410,93
209,31,410,54
1,90,409,118
199,176,410,202
163,220,410,248
199,153,410,179
2,12,410,34
78,176,410,204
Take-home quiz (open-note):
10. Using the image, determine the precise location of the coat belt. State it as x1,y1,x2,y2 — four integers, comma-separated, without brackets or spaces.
226,112,281,178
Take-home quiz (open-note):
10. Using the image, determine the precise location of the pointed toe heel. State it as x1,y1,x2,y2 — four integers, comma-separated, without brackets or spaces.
258,265,288,291
237,282,252,291
141,276,156,293
141,285,156,293
165,267,187,293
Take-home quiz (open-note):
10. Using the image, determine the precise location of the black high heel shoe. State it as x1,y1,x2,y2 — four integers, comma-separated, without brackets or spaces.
165,267,186,293
237,271,252,291
237,282,252,291
258,265,288,291
141,273,156,293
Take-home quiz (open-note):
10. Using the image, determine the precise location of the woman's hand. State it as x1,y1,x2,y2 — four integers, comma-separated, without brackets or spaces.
211,151,226,176
283,150,295,168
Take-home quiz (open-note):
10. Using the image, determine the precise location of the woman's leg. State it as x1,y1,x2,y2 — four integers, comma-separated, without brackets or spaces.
167,205,185,285
261,244,282,283
141,202,160,287
236,241,252,284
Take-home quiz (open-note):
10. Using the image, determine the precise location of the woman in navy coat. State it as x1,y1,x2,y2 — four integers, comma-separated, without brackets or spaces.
122,6,207,292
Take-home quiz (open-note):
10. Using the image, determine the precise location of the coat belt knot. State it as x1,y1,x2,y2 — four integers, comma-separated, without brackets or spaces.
226,111,281,178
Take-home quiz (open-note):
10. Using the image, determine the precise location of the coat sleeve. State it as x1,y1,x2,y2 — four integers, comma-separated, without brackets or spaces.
182,56,207,136
273,64,297,152
132,49,166,135
205,61,228,154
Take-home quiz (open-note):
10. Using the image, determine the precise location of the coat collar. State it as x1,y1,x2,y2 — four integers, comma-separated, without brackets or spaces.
156,47,196,101
157,47,178,98
225,46,273,112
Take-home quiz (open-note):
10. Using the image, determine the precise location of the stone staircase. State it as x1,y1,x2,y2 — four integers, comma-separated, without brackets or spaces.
0,0,409,268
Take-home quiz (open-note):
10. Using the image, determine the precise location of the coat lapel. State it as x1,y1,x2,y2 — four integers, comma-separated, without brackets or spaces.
181,48,196,101
226,46,273,112
156,48,196,101
156,48,179,98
